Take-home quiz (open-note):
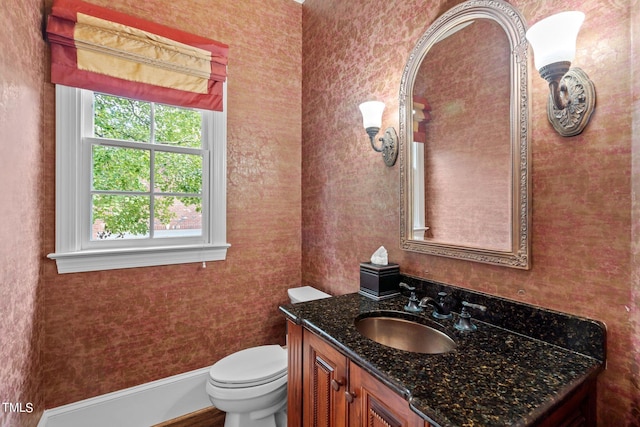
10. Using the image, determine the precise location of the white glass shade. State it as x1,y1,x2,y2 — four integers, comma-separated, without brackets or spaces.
525,11,585,71
358,101,385,129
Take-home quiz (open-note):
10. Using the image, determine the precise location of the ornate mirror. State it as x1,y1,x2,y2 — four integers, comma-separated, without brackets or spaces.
399,0,531,269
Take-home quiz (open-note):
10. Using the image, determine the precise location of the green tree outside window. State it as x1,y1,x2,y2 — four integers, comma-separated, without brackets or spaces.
92,94,203,239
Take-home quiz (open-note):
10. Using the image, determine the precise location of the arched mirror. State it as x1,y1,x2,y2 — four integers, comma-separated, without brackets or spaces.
399,0,531,269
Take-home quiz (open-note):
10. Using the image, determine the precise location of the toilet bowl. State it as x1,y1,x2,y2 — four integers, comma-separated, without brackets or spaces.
206,286,331,427
206,345,288,427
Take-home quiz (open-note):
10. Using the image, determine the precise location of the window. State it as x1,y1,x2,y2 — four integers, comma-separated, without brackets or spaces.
48,85,229,273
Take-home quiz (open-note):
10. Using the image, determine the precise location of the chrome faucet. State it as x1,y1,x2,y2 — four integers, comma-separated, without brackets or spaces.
419,292,452,320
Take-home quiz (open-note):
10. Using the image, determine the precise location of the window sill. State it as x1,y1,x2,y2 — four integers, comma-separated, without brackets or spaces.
48,244,230,274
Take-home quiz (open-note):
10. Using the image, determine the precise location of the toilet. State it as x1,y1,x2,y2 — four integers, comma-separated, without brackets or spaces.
206,286,331,427
286,285,331,304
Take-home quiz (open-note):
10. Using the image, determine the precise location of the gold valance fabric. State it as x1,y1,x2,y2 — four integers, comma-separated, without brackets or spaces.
47,0,228,110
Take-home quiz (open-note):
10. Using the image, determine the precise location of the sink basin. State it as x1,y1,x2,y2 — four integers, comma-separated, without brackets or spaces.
355,313,456,354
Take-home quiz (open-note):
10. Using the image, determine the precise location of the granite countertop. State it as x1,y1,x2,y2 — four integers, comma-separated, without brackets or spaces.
280,291,605,427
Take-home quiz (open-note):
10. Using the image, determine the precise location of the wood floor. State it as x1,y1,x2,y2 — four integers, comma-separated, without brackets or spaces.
151,407,225,427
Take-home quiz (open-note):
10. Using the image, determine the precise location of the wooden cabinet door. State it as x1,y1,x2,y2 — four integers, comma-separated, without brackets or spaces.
536,379,596,427
303,329,349,427
348,361,427,427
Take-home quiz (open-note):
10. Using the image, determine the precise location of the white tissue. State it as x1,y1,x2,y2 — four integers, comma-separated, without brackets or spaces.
370,246,388,265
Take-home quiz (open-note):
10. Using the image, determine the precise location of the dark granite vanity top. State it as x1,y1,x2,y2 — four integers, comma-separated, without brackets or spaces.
280,279,606,427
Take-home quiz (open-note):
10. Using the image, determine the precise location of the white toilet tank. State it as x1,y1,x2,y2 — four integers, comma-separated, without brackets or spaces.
288,286,331,304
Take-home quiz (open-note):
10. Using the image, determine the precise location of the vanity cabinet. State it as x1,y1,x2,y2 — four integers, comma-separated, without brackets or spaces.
534,379,597,427
349,359,427,427
282,292,604,427
302,325,347,427
288,320,429,427
287,318,598,427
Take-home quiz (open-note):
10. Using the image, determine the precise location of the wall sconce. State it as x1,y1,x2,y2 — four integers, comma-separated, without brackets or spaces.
526,11,596,137
358,101,398,167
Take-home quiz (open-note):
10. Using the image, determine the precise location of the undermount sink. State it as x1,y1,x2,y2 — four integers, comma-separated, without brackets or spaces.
355,312,457,354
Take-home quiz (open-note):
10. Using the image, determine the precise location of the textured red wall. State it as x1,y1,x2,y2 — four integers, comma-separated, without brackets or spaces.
415,18,511,250
0,0,46,425
40,0,302,409
3,0,639,425
301,0,639,425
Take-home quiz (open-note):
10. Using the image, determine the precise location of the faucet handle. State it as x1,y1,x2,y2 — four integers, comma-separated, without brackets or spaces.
462,301,486,313
399,282,415,291
454,301,487,332
399,283,423,313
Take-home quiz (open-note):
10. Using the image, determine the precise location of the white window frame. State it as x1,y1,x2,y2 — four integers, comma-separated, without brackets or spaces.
48,85,230,273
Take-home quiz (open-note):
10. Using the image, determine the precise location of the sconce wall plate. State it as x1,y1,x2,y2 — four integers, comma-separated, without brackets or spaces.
367,127,398,167
526,10,595,137
546,67,595,137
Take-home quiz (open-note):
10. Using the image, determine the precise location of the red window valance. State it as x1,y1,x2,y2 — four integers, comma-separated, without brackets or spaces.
46,0,228,111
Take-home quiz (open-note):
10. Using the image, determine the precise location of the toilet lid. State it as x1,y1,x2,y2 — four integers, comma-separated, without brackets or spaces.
209,345,287,388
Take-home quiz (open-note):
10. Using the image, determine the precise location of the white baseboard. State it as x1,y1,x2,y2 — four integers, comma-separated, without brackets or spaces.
38,366,213,427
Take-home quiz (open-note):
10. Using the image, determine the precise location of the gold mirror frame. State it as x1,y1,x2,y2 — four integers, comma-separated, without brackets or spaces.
399,0,531,269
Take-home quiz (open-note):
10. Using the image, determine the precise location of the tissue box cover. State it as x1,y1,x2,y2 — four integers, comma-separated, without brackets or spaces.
359,262,400,299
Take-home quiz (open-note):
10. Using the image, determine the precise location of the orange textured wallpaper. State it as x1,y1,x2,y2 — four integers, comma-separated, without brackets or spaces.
0,0,46,425
2,0,639,425
301,0,639,425
39,0,302,409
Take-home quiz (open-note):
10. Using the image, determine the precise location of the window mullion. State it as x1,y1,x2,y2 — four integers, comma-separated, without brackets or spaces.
85,137,202,155
149,149,156,239
150,102,156,143
92,190,153,196
149,103,156,239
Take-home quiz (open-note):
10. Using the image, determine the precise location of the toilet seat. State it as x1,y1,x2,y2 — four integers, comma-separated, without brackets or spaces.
206,372,287,401
209,345,287,388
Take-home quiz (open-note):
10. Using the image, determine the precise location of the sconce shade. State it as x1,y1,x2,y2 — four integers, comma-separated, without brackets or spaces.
526,11,584,71
358,100,397,166
359,101,385,129
526,11,595,137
